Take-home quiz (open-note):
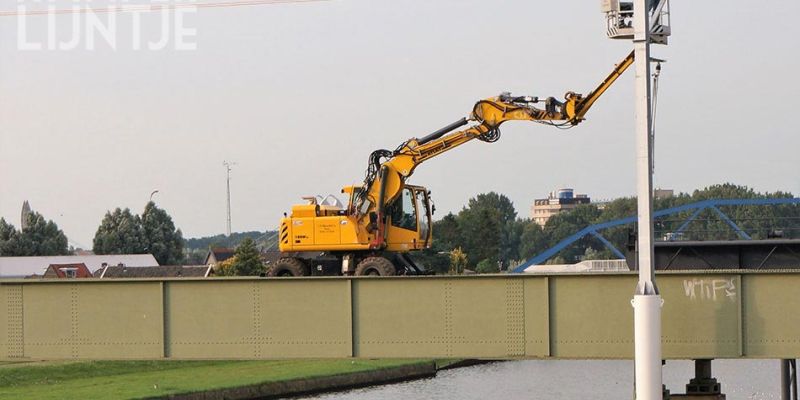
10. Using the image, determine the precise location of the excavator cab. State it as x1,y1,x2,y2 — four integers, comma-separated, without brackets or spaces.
385,185,432,251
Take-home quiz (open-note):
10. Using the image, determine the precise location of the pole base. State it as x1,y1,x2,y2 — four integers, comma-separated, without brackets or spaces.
633,294,663,400
671,359,725,399
686,379,721,395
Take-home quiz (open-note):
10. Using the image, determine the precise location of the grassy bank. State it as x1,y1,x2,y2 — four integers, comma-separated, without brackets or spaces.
0,359,429,400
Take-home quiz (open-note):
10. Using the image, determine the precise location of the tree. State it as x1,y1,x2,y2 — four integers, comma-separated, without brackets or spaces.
688,183,799,240
184,231,268,251
518,220,545,260
541,204,601,262
0,213,69,256
500,219,525,269
407,248,449,274
0,218,20,256
230,238,264,276
449,247,468,274
0,219,14,240
475,258,499,274
93,203,186,264
433,213,461,252
93,208,146,255
18,212,70,256
457,192,518,268
215,256,237,276
141,202,185,265
184,248,208,265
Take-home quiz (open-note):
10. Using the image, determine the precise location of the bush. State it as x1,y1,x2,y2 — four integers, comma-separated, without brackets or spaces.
475,258,499,274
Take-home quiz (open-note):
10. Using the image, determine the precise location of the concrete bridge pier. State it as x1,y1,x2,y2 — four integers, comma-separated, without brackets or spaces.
781,359,798,400
671,359,725,399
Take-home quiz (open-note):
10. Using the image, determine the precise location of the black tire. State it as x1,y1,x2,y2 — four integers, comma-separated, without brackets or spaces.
355,257,396,276
267,258,309,277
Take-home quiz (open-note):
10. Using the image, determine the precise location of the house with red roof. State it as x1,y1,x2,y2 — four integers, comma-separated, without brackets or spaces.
43,263,93,279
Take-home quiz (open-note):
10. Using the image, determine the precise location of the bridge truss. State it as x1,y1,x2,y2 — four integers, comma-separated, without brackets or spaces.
513,198,800,273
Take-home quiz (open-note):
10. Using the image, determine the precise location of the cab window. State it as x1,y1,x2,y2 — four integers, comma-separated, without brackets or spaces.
390,188,418,231
415,190,430,240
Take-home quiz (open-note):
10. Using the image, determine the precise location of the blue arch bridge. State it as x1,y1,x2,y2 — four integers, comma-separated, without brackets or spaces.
512,197,800,273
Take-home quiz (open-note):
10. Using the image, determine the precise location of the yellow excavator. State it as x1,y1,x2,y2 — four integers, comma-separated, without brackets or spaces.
269,51,635,276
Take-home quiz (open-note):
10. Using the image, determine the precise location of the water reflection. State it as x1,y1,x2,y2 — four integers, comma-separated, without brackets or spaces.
301,360,780,400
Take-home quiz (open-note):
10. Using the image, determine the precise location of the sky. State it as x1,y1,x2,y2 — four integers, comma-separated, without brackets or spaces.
0,0,798,247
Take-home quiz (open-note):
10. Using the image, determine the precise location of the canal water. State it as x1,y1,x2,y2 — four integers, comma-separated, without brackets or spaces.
301,360,781,400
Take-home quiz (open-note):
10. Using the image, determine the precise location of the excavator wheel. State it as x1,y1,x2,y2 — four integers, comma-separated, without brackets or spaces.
267,258,309,277
355,257,396,276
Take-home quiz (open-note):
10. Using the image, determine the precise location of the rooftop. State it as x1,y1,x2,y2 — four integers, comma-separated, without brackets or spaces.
98,265,213,278
0,254,159,278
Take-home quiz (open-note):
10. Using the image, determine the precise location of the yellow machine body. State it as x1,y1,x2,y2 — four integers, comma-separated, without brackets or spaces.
279,184,432,253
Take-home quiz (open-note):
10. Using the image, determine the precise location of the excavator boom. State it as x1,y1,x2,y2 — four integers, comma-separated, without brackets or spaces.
355,51,636,249
571,50,635,122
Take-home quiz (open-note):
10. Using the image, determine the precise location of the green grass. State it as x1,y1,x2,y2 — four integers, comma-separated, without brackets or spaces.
0,359,428,400
434,359,462,369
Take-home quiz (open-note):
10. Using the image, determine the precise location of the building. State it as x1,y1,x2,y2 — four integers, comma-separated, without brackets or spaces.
97,265,213,278
530,188,591,226
21,200,31,230
524,259,629,273
204,248,235,266
43,263,93,279
0,254,159,278
655,188,674,200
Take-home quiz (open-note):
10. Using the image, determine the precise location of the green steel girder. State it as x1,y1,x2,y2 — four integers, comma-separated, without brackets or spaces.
1,271,799,361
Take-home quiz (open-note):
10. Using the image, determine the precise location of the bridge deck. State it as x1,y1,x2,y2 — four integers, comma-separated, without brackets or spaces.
1,271,797,361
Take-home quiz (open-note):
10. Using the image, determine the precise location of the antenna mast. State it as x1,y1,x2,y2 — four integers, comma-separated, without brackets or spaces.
223,161,236,236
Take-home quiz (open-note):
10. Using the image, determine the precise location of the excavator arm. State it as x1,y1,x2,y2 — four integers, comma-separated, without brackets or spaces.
569,50,635,122
356,51,635,248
